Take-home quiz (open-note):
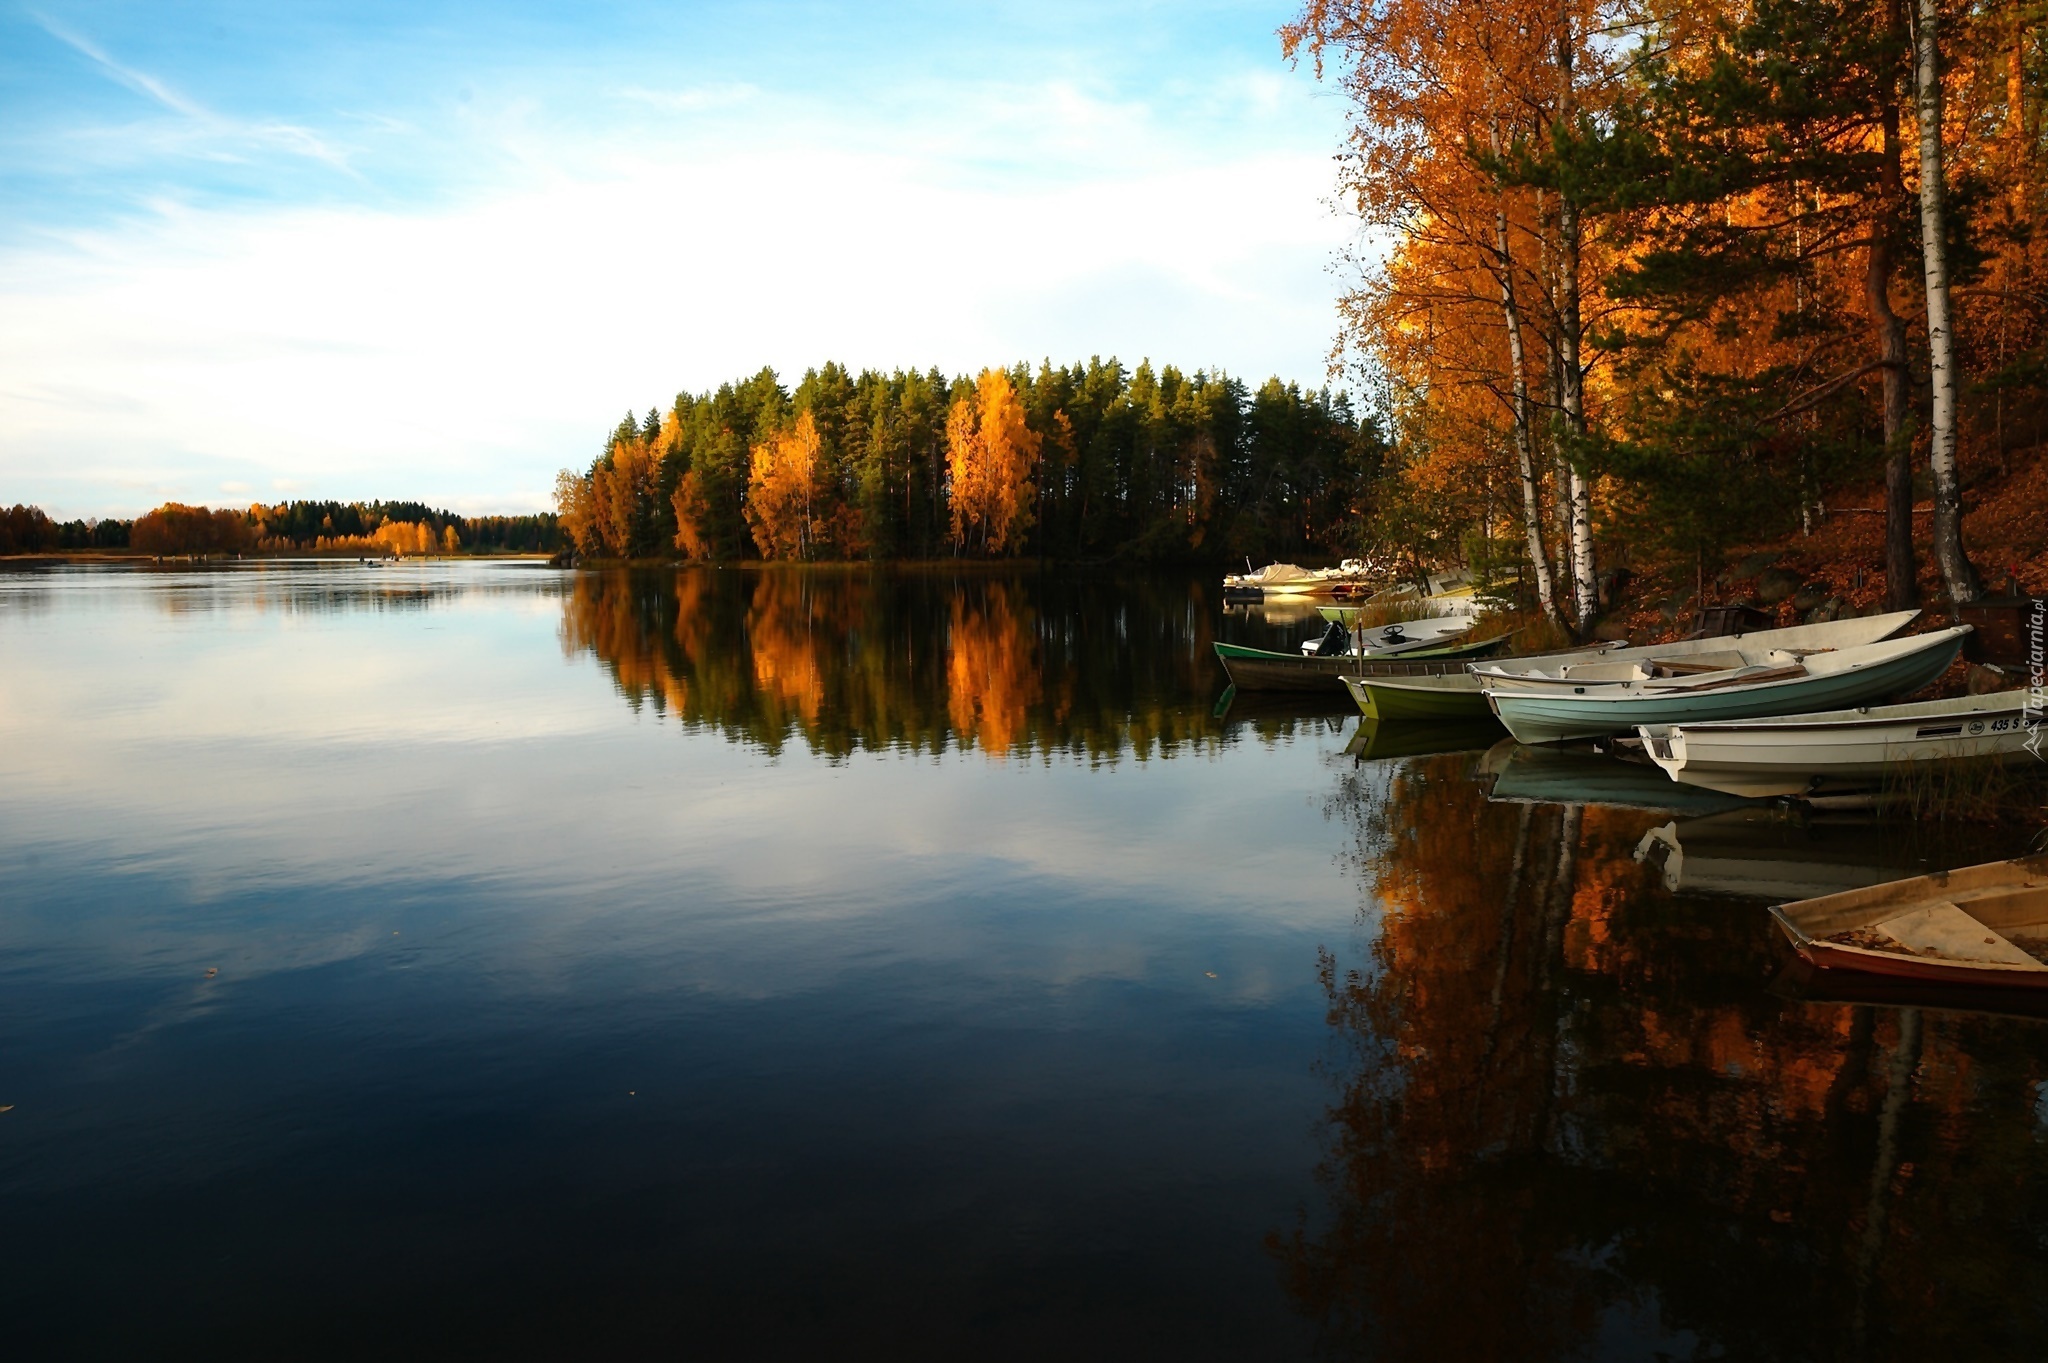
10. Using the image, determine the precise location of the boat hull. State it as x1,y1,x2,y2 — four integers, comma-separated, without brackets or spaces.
1641,692,2043,796
1477,610,1920,682
1487,630,1967,744
1214,635,1509,693
1342,674,1492,720
1769,854,2048,987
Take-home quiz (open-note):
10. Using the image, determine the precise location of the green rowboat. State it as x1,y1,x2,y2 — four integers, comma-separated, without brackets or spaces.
1212,632,1512,693
1342,673,1492,720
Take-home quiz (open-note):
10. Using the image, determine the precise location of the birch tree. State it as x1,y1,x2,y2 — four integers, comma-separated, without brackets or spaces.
1913,0,1983,603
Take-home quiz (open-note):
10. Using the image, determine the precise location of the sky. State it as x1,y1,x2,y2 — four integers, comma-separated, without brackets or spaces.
0,1,1360,519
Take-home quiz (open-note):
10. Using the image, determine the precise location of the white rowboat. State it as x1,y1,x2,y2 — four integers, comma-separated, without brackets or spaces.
1481,627,1971,745
1639,690,2044,797
1345,611,1926,720
1472,610,1920,684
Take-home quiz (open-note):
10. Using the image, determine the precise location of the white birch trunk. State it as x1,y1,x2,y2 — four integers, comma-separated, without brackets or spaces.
1492,126,1562,627
1556,187,1598,630
1553,25,1598,632
1914,0,1982,603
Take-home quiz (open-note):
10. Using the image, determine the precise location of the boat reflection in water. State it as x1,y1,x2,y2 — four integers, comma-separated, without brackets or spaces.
1345,717,1505,764
1478,739,1758,815
1632,808,1911,901
1289,749,2048,1359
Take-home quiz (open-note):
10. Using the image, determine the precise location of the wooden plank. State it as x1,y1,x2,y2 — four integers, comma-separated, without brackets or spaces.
1642,663,1807,693
1647,652,1748,675
1876,902,2048,968
1949,884,2048,934
1781,859,2048,935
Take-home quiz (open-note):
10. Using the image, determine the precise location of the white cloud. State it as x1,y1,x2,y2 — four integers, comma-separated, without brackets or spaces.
1,68,1358,518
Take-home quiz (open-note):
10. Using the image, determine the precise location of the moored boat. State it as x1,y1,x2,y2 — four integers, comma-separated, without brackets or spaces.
1342,672,1498,720
1299,613,1478,657
1316,572,1479,624
1639,690,2045,797
1770,855,2048,987
1480,626,1970,745
1213,632,1512,693
1475,610,1921,681
1223,559,1377,599
1341,612,1925,721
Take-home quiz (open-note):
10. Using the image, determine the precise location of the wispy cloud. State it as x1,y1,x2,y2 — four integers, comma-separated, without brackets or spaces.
27,9,360,177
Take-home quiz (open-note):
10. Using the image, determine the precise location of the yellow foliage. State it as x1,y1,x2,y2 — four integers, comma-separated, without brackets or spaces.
947,369,1040,556
594,436,661,557
672,469,716,559
371,520,438,556
746,410,826,560
555,469,599,554
131,503,252,555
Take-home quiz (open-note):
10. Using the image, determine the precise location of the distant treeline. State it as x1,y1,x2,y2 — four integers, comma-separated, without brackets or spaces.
558,359,1386,564
0,501,561,555
2,505,131,552
250,501,562,553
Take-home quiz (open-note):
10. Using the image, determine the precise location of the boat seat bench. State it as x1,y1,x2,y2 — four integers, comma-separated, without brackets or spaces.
1874,902,2047,968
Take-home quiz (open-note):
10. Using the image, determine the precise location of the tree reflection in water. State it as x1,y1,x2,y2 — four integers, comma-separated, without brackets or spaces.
555,565,1344,761
1284,752,2048,1361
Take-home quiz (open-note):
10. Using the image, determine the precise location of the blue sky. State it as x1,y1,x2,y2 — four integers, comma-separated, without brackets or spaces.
1,2,1357,518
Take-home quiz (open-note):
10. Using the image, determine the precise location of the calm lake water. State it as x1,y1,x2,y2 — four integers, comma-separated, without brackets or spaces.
3,560,2046,1360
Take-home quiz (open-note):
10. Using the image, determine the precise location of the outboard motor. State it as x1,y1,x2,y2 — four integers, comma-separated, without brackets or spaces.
1313,621,1353,657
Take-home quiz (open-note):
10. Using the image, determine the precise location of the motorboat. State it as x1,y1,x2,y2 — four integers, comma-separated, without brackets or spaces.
1298,613,1479,657
1223,559,1377,599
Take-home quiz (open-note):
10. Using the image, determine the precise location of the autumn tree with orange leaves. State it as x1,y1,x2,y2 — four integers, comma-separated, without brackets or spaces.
130,503,252,556
1289,0,2047,622
746,410,832,560
947,369,1042,556
1285,0,1635,632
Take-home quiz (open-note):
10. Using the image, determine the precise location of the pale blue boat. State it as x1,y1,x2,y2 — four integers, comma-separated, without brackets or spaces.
1481,627,1971,745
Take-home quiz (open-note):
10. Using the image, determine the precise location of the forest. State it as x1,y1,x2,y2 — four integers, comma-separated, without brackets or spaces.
556,0,2044,635
0,501,561,556
12,0,2041,619
1278,0,2045,629
555,359,1385,566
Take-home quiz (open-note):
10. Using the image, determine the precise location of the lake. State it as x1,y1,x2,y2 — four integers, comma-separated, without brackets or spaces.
3,560,2046,1360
